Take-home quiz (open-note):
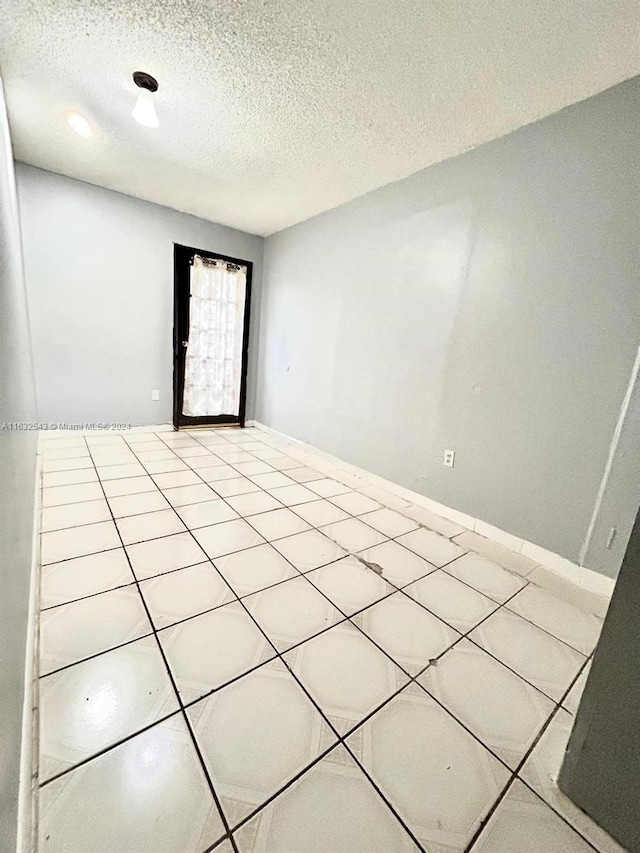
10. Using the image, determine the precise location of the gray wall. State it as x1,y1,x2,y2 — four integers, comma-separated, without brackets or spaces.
0,80,38,852
16,165,264,427
559,505,640,851
257,77,640,572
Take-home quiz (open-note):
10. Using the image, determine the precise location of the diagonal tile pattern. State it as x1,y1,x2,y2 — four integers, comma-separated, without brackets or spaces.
35,426,614,853
188,659,336,827
505,585,603,655
404,569,499,632
305,556,396,616
283,621,409,734
244,575,344,652
39,635,179,784
469,609,586,702
139,562,235,629
234,744,420,852
39,585,152,675
418,638,555,768
159,601,275,704
349,685,511,851
38,714,227,853
470,779,596,852
356,591,460,675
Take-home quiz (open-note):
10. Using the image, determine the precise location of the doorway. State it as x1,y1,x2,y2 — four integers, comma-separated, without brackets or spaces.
173,243,252,429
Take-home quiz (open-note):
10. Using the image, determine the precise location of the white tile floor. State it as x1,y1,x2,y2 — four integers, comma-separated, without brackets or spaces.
35,426,623,853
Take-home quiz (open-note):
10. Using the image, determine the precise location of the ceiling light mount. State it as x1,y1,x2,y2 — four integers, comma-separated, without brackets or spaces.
133,71,158,93
132,71,159,128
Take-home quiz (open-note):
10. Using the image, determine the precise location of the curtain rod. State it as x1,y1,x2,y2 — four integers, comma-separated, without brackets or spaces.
191,254,243,271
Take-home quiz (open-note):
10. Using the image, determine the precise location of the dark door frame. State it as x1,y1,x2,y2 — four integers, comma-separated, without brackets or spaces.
173,242,252,430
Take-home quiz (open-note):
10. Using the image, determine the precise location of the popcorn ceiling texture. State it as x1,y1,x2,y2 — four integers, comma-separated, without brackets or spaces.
1,0,638,235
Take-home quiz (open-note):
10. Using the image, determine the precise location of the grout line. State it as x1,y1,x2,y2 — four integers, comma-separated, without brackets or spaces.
390,556,592,662
164,436,540,850
209,579,493,852
39,624,156,679
462,684,601,852
512,777,601,853
153,432,431,848
72,439,241,853
462,648,598,853
40,427,590,701
38,707,183,789
35,426,601,853
198,746,339,853
39,500,114,533
121,432,360,846
193,587,424,849
338,739,433,853
41,429,588,715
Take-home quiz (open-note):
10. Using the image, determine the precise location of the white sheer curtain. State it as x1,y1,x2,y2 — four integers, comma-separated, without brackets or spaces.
182,255,247,417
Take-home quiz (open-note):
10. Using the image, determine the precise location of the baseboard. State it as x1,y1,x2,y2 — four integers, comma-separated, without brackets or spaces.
252,420,615,600
16,448,41,853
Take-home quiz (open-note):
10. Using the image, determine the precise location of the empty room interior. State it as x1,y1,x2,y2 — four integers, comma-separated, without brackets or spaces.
1,2,640,852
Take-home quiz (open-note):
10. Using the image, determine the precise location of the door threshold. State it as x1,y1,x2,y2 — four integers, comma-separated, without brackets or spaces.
178,423,242,431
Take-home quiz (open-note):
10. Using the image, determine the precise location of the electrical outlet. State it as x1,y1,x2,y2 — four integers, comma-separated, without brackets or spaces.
151,389,160,401
444,449,455,468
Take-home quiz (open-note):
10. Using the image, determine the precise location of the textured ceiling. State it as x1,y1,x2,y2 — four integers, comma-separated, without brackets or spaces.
1,0,639,236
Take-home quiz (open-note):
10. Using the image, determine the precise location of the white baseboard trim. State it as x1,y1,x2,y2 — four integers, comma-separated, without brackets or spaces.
252,420,615,600
16,448,41,853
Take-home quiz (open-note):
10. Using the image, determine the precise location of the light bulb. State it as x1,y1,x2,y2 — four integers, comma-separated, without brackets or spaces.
66,111,92,138
132,90,158,128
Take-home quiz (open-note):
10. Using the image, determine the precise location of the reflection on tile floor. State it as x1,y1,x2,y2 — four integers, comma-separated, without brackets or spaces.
36,425,617,852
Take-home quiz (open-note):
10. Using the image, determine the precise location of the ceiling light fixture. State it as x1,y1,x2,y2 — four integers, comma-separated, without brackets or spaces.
132,71,159,128
66,111,92,138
